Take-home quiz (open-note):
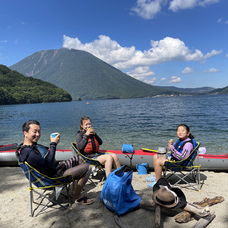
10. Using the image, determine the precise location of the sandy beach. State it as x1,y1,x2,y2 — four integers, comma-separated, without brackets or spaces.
0,166,227,228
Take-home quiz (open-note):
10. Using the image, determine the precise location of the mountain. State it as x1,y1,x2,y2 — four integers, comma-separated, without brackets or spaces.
0,64,72,105
208,86,228,94
160,86,215,93
10,48,183,100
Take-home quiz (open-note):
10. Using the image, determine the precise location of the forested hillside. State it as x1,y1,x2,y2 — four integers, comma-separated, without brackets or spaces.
0,64,72,105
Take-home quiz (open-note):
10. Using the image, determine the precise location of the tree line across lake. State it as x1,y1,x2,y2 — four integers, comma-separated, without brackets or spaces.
0,64,72,105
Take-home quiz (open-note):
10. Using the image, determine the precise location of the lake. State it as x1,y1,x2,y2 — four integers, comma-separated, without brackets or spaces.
1,94,228,155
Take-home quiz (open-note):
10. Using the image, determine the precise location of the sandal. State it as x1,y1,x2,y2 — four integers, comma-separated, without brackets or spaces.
76,196,94,205
146,175,156,182
148,182,156,189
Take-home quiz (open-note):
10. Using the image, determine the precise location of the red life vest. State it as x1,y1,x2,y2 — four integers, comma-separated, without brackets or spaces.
84,135,100,154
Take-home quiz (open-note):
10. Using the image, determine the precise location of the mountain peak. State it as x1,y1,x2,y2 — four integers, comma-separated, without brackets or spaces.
11,48,181,100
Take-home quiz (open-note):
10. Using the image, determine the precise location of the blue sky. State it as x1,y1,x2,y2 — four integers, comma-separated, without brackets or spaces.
0,0,227,88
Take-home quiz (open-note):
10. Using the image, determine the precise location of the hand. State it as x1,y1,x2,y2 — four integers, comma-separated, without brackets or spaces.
50,133,60,144
168,139,173,150
86,127,95,135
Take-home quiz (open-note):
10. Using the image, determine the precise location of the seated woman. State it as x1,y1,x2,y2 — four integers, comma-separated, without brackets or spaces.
147,124,196,188
75,116,120,178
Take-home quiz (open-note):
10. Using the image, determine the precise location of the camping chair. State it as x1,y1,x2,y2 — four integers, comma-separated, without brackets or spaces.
19,161,74,217
71,143,105,185
162,142,201,191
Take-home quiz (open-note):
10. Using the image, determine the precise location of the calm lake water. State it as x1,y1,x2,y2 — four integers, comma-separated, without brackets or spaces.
1,94,228,154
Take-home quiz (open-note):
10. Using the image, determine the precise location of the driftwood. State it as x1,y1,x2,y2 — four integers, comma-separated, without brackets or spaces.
193,196,224,207
155,205,161,228
174,196,224,223
113,213,127,228
193,210,216,228
140,200,155,208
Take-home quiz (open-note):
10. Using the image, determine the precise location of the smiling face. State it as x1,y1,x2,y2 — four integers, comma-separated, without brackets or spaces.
23,124,41,145
176,125,190,140
81,119,92,131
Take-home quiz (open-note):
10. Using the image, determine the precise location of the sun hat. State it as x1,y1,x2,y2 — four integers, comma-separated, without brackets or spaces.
152,178,187,209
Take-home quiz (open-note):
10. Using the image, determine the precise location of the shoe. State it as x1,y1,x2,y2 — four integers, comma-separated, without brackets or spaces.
91,166,98,176
76,196,94,205
148,182,156,189
146,175,156,182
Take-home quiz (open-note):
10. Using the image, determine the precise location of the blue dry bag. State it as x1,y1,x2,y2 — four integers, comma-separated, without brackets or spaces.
100,165,141,215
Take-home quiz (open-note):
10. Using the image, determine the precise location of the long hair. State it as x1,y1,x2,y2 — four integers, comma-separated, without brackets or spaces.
80,116,91,130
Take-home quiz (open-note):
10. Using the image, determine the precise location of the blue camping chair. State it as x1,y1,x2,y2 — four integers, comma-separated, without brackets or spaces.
71,143,105,185
19,161,74,217
162,142,201,191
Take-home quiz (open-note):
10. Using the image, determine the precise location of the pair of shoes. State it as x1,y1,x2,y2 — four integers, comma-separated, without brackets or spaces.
146,175,156,182
76,196,94,205
148,182,156,189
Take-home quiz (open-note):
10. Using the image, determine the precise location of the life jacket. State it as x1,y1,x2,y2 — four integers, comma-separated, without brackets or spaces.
84,135,100,154
174,138,197,153
15,143,50,161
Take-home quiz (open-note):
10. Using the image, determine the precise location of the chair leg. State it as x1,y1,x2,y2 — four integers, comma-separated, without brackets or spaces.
30,188,34,217
164,167,201,191
30,186,71,217
173,170,200,191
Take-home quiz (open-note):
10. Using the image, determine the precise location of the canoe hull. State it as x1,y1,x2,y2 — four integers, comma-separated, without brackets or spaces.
100,149,228,171
0,149,73,166
1,146,228,171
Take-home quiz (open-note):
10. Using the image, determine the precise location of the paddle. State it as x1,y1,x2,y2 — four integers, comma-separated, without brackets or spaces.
141,148,158,153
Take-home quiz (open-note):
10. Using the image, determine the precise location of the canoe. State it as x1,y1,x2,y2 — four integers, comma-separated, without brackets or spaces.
0,143,73,166
100,149,228,171
1,144,228,171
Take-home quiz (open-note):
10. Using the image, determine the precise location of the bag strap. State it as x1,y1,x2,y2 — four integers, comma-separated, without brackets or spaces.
175,139,192,151
15,143,39,161
115,165,132,175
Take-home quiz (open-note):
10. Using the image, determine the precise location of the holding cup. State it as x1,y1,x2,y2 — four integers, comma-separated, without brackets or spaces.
51,132,59,138
50,132,60,144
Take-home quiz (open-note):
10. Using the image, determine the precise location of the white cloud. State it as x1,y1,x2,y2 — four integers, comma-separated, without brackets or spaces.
131,0,163,20
182,67,194,74
127,66,155,78
169,76,182,83
204,68,219,73
131,0,220,19
0,40,8,43
63,35,136,66
169,0,220,12
127,66,156,84
144,77,157,84
63,35,221,84
217,18,222,23
169,0,198,12
199,0,220,7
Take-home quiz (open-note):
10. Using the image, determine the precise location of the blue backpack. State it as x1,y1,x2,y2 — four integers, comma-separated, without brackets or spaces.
100,165,141,215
